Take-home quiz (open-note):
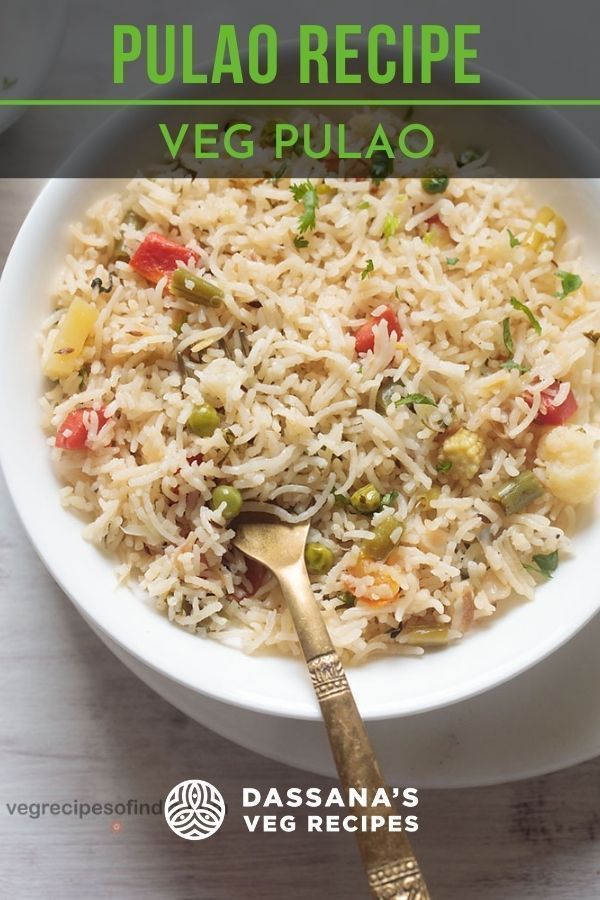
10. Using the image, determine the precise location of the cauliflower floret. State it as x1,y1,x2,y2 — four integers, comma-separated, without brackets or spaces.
537,425,600,504
439,427,486,480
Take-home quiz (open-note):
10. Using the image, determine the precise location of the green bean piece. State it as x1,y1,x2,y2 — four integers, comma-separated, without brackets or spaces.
376,379,401,415
403,626,450,646
211,485,243,521
350,483,382,514
360,516,404,561
187,404,220,437
491,470,544,515
305,542,335,575
171,268,224,308
421,171,449,194
114,210,147,262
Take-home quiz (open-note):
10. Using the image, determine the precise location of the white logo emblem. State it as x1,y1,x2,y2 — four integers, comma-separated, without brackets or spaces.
164,780,226,840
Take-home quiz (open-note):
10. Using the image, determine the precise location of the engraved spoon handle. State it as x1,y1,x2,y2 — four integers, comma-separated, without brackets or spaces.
277,561,430,900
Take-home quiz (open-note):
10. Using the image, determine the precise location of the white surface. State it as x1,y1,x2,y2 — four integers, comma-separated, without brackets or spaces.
97,607,600,789
2,175,600,724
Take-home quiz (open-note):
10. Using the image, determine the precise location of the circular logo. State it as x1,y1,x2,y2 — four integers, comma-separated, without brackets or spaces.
164,780,226,841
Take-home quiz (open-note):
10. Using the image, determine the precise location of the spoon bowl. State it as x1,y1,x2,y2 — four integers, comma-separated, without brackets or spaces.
233,514,310,570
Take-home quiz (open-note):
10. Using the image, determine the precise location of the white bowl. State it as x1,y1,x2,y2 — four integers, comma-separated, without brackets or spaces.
2,37,600,724
95,613,600,788
1,176,599,723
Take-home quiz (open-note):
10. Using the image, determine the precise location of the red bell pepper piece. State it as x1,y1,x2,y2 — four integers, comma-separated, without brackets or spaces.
129,232,197,284
525,381,578,426
354,305,401,355
55,408,108,450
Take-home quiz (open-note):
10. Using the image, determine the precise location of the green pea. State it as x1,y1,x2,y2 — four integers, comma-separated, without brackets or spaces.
211,485,243,521
361,516,404,561
376,379,401,415
350,483,382,514
305,542,335,575
421,170,449,194
187,404,220,437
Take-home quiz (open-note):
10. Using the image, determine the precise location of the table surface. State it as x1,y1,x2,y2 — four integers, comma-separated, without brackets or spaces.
2,177,600,899
1,2,600,889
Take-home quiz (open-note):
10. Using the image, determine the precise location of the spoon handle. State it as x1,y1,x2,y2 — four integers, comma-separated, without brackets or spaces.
277,562,430,900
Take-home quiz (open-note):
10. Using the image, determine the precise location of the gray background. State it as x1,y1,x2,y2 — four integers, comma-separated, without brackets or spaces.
2,2,600,897
1,0,599,174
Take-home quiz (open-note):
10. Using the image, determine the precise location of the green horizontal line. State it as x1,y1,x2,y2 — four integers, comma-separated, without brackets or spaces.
0,97,600,107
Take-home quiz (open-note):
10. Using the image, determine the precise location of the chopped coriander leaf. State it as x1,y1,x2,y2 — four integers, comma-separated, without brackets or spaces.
293,235,309,249
446,257,459,266
90,276,113,294
396,393,437,408
370,150,393,185
339,592,356,608
555,270,582,300
510,296,542,335
357,201,371,210
507,229,521,248
501,358,530,373
381,490,399,507
383,212,399,240
435,460,453,473
524,550,559,579
502,317,514,356
290,181,319,234
361,259,375,280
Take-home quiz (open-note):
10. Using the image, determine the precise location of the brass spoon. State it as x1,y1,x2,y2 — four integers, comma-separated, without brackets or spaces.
233,514,430,900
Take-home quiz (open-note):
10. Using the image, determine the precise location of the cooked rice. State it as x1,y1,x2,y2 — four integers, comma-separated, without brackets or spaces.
40,176,600,662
